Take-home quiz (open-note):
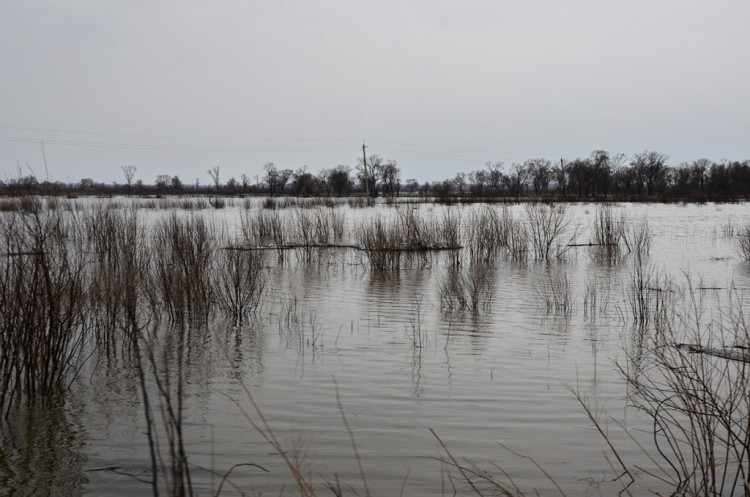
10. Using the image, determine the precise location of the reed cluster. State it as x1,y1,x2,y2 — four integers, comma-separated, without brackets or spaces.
356,207,456,270
152,214,215,324
465,206,504,265
0,209,90,414
85,205,148,353
437,265,494,313
622,216,652,258
533,271,573,316
247,208,286,247
0,203,273,412
589,204,625,264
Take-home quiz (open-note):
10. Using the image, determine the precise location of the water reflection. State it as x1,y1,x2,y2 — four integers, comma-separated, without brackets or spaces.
0,396,87,495
221,319,266,384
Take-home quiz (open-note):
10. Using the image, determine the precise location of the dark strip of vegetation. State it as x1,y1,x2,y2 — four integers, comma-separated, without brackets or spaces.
4,149,750,202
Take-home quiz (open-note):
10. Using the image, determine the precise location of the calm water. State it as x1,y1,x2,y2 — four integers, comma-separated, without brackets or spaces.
1,200,749,496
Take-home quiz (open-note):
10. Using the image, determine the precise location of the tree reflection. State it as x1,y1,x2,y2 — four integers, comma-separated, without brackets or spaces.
0,396,87,495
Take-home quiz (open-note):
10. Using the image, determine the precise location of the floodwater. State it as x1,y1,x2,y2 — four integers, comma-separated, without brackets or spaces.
1,199,749,496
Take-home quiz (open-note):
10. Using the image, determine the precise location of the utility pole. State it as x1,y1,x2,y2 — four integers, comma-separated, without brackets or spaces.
41,140,49,182
560,156,565,196
362,140,369,199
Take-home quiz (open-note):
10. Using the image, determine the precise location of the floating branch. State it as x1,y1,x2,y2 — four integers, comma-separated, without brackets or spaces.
676,343,750,363
223,243,462,252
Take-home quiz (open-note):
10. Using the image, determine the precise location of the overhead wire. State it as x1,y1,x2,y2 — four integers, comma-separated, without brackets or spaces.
0,125,359,143
0,125,554,165
0,135,355,153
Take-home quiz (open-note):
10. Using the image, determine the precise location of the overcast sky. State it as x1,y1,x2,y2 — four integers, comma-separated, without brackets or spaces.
1,1,749,185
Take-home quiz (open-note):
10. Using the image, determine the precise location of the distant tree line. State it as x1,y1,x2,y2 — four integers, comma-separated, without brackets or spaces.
2,150,750,201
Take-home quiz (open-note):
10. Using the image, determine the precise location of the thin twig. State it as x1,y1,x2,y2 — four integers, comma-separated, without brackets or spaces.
333,377,371,497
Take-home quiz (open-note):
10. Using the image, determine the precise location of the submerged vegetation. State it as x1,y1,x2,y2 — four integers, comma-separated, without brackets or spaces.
0,195,749,496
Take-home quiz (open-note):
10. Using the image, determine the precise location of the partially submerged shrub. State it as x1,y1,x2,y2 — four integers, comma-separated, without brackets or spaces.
357,207,457,270
149,214,215,324
465,206,503,265
216,246,266,324
589,205,625,264
621,280,750,497
525,203,571,261
0,209,90,412
438,265,494,313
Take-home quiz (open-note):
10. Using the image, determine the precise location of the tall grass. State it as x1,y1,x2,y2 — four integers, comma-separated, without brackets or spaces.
533,271,573,315
438,207,462,267
357,217,402,270
622,216,652,258
357,207,461,270
589,205,624,264
463,204,529,264
0,199,277,416
0,209,90,413
85,206,150,354
465,206,505,265
249,209,286,247
150,214,215,324
437,265,494,313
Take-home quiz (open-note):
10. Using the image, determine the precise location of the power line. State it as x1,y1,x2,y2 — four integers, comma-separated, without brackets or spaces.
0,136,355,153
0,125,359,143
367,139,497,155
0,127,565,165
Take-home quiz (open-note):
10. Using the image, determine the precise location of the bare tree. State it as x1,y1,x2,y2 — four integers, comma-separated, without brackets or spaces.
292,166,315,196
553,157,568,196
171,175,183,192
589,150,612,196
469,169,487,195
327,166,352,196
155,174,171,193
208,166,221,193
507,163,527,197
631,151,670,196
485,161,504,193
525,158,552,195
121,165,137,194
380,160,401,197
454,172,466,195
208,166,221,207
357,154,384,197
263,162,291,196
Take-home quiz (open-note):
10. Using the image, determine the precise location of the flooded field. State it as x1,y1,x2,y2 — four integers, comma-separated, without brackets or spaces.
1,197,749,496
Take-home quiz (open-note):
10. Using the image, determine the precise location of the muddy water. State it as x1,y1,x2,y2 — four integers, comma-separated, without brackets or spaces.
2,201,749,496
